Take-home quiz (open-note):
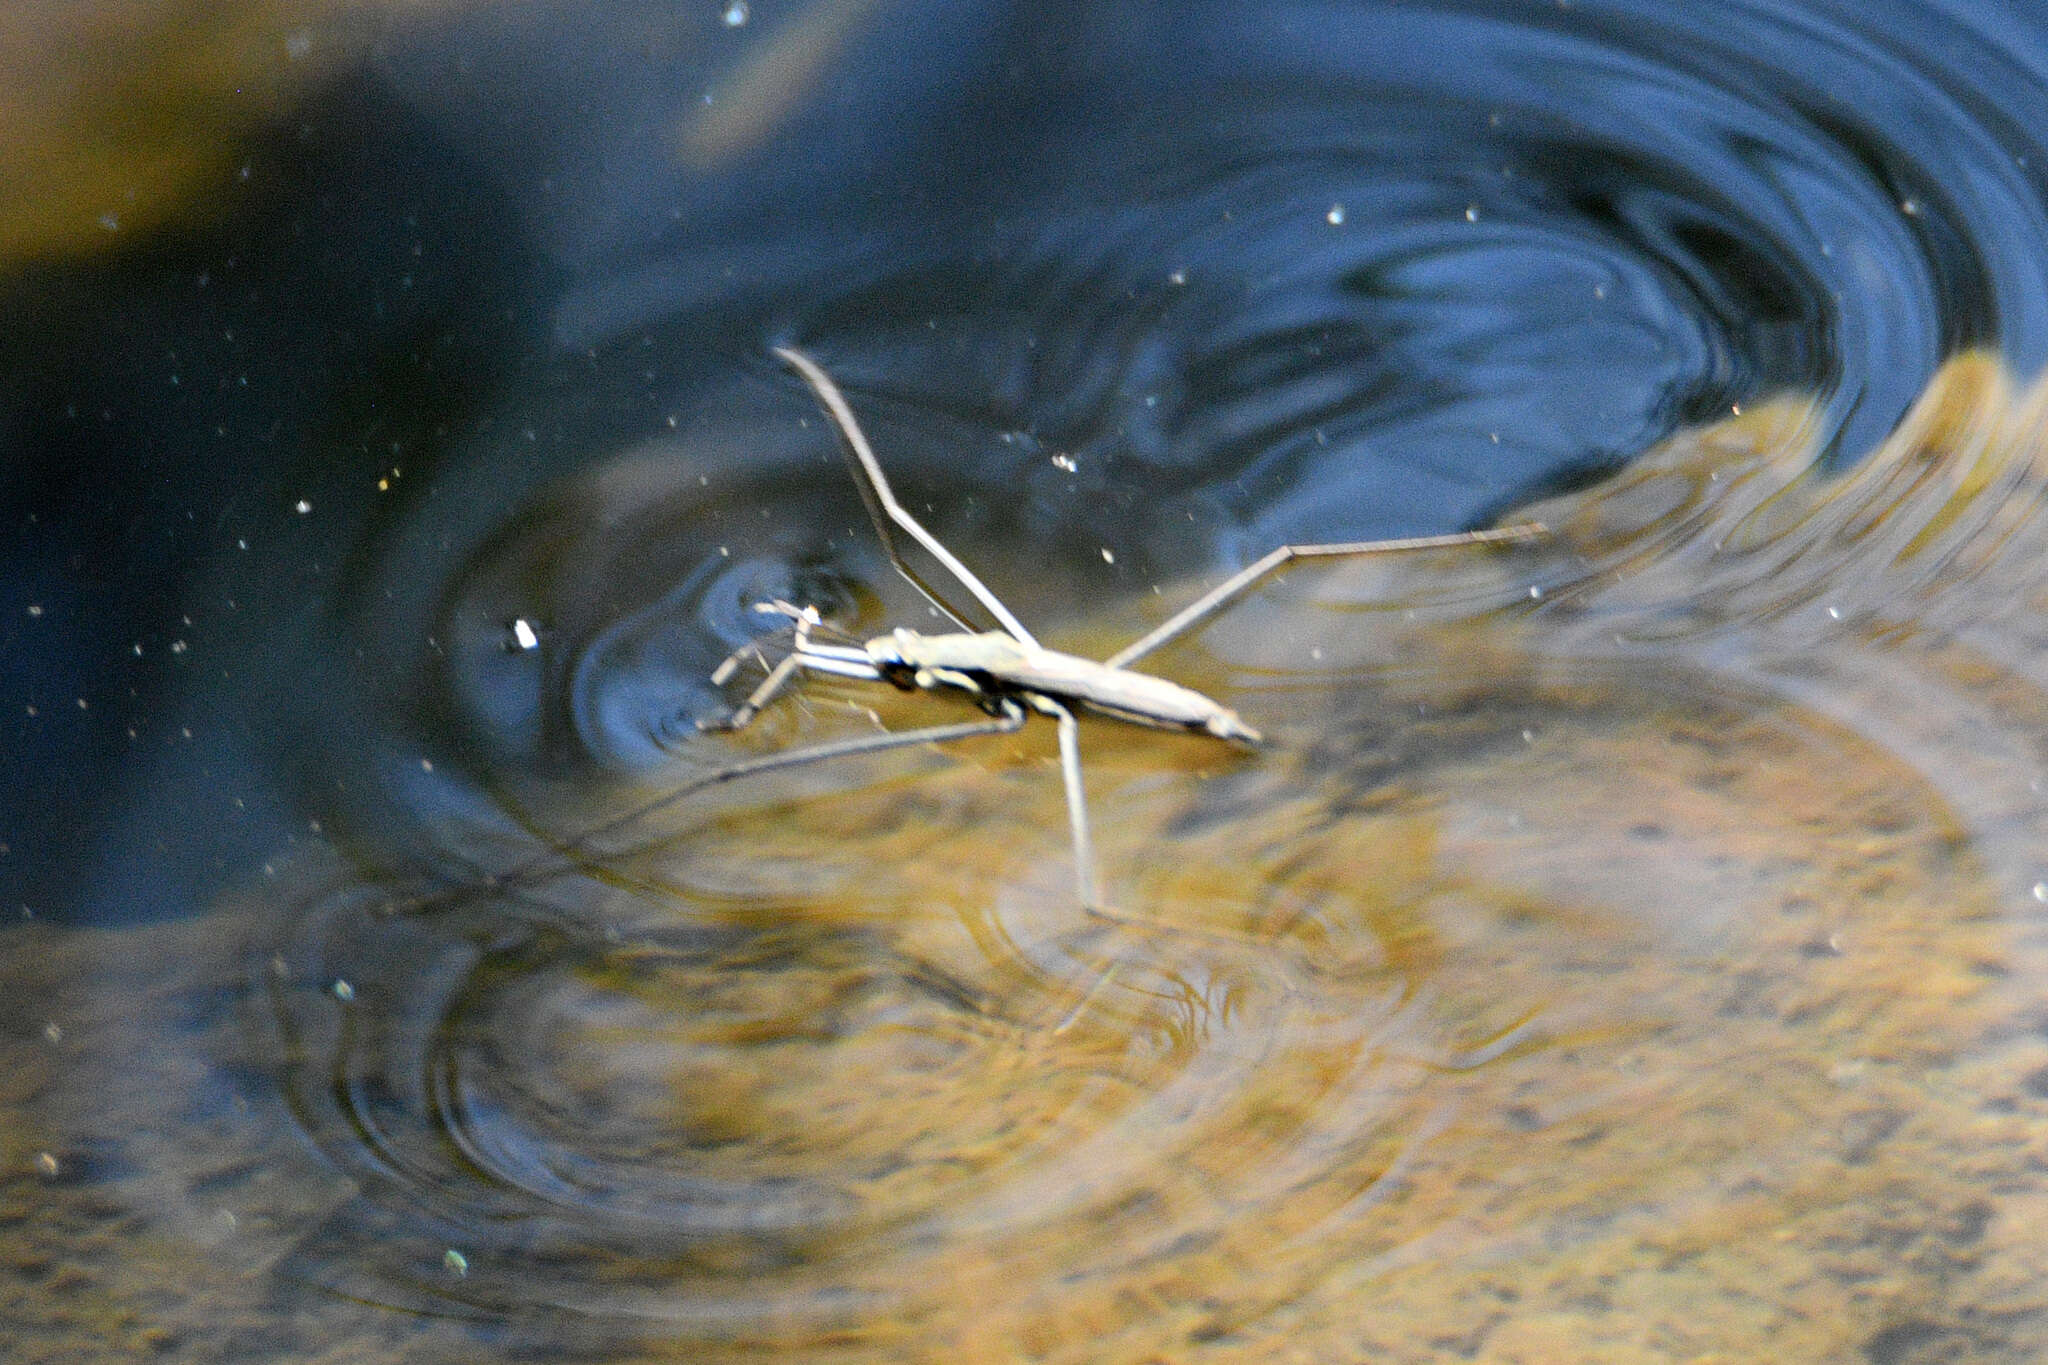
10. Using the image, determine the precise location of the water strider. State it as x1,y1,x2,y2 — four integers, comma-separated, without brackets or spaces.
688,346,1549,914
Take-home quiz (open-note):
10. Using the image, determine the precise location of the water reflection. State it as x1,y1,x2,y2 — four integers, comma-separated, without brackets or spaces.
221,351,2048,1359
12,0,2048,1361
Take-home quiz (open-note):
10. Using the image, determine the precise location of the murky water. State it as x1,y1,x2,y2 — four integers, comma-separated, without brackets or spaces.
12,2,2048,1362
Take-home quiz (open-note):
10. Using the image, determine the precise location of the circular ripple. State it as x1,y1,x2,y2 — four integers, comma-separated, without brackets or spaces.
713,0,2048,570
248,632,2012,1356
238,1,2048,1355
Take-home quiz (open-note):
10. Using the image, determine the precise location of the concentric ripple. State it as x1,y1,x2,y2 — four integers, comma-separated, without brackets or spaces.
227,1,2048,1359
609,0,2048,562
1520,351,2048,643
252,610,2026,1356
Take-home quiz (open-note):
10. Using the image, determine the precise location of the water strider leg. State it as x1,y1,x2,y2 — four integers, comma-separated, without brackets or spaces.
773,346,1042,647
701,606,822,732
707,634,782,689
1041,698,1100,913
1038,695,1199,935
1103,524,1548,670
401,699,1029,915
702,647,809,732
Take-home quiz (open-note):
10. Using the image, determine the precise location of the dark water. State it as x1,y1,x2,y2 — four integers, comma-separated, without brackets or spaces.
10,1,2048,1361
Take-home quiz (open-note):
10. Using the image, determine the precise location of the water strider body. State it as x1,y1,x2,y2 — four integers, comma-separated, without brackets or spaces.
880,626,1265,740
751,619,1264,742
690,347,1546,913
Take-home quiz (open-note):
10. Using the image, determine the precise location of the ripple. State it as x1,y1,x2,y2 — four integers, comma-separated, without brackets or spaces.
681,0,2048,565
1522,351,2048,642
225,1,2048,1357
246,615,2020,1356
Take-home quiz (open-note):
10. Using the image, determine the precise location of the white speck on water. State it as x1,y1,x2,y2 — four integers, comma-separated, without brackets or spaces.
1326,204,1346,225
36,1152,60,1178
444,1248,470,1276
1464,205,1479,222
1052,453,1077,472
295,499,312,514
2033,881,2048,903
1101,548,1115,564
508,618,541,652
722,0,749,25
420,758,434,772
1826,605,1842,620
1168,269,1187,286
1901,198,1922,217
43,1022,62,1044
1528,584,1543,599
332,979,354,1002
25,604,42,618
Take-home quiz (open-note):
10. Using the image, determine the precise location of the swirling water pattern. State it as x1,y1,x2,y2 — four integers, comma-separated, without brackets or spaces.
12,2,2048,1362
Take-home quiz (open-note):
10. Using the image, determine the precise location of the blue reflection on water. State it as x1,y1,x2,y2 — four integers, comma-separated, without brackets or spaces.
4,0,2048,932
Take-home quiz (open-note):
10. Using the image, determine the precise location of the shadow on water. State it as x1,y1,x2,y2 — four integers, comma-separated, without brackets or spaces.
12,2,2048,1362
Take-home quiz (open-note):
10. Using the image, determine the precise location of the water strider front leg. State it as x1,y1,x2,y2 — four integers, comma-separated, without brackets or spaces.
700,604,824,732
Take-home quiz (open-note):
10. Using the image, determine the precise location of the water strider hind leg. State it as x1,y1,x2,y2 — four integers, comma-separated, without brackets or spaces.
1041,698,1100,913
1103,524,1548,670
1037,694,1218,939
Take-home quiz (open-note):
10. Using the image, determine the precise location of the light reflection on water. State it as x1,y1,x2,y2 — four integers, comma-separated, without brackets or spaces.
19,362,2048,1359
12,0,2048,1361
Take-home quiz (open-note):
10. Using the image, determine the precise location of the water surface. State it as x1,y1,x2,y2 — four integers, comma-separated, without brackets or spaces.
10,2,2048,1362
